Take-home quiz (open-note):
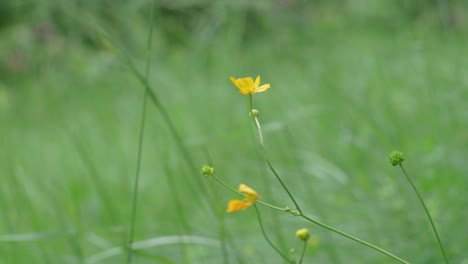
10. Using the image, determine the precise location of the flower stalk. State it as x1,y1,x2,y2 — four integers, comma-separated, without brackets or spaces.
398,164,449,264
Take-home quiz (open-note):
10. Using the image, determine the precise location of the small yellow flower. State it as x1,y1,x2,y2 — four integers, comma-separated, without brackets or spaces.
230,76,271,95
226,184,260,213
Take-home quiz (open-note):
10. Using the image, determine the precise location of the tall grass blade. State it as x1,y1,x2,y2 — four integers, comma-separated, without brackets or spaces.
126,1,156,263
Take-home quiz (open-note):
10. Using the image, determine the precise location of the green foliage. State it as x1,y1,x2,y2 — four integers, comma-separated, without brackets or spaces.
1,1,467,263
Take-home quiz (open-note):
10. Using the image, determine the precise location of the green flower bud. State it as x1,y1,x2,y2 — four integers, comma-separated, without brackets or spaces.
289,248,296,255
249,109,260,117
200,165,215,177
296,228,310,241
289,248,296,262
389,151,405,166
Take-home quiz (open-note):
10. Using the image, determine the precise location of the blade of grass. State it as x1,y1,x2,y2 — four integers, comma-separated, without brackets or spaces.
86,235,220,264
68,133,119,221
2,149,53,263
163,160,192,262
126,1,155,263
90,21,216,221
47,180,85,263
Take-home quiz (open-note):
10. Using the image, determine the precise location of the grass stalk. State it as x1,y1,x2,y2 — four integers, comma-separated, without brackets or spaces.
126,1,155,263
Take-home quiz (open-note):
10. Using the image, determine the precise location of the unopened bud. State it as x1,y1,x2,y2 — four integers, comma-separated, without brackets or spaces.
200,165,215,177
295,228,310,241
389,151,405,166
249,109,260,117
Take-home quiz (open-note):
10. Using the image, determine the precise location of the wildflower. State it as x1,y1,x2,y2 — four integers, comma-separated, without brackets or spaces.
200,165,215,177
296,228,310,241
230,76,270,95
226,184,260,212
389,151,405,166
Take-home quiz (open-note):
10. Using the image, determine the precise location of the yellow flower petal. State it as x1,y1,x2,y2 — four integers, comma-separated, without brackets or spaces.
226,199,251,213
229,76,237,86
254,83,270,93
254,75,260,88
226,184,260,213
231,77,251,94
230,76,269,95
238,184,256,195
238,184,260,202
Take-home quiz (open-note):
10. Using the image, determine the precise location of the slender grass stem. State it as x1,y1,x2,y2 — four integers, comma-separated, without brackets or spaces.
299,213,410,264
127,3,155,263
253,205,293,264
126,61,148,264
399,164,449,264
298,240,307,264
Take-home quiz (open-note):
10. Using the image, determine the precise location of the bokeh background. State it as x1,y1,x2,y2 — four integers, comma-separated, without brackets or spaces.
1,0,467,263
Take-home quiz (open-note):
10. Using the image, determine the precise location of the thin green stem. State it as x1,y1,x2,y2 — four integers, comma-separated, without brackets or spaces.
212,175,241,195
126,2,155,263
264,159,302,213
254,205,293,264
298,240,307,264
126,75,148,264
399,164,449,264
257,200,288,212
299,213,410,264
247,95,302,213
213,170,408,263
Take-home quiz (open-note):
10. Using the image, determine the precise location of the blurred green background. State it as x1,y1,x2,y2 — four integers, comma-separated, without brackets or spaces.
1,0,467,263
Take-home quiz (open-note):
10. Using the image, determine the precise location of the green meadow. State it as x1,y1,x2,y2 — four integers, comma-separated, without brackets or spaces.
1,1,467,263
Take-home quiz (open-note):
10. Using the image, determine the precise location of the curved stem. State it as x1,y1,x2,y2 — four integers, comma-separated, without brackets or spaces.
399,164,449,264
299,213,411,264
254,205,293,264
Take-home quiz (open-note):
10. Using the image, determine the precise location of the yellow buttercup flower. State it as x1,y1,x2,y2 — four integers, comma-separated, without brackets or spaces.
230,76,271,95
226,184,260,213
